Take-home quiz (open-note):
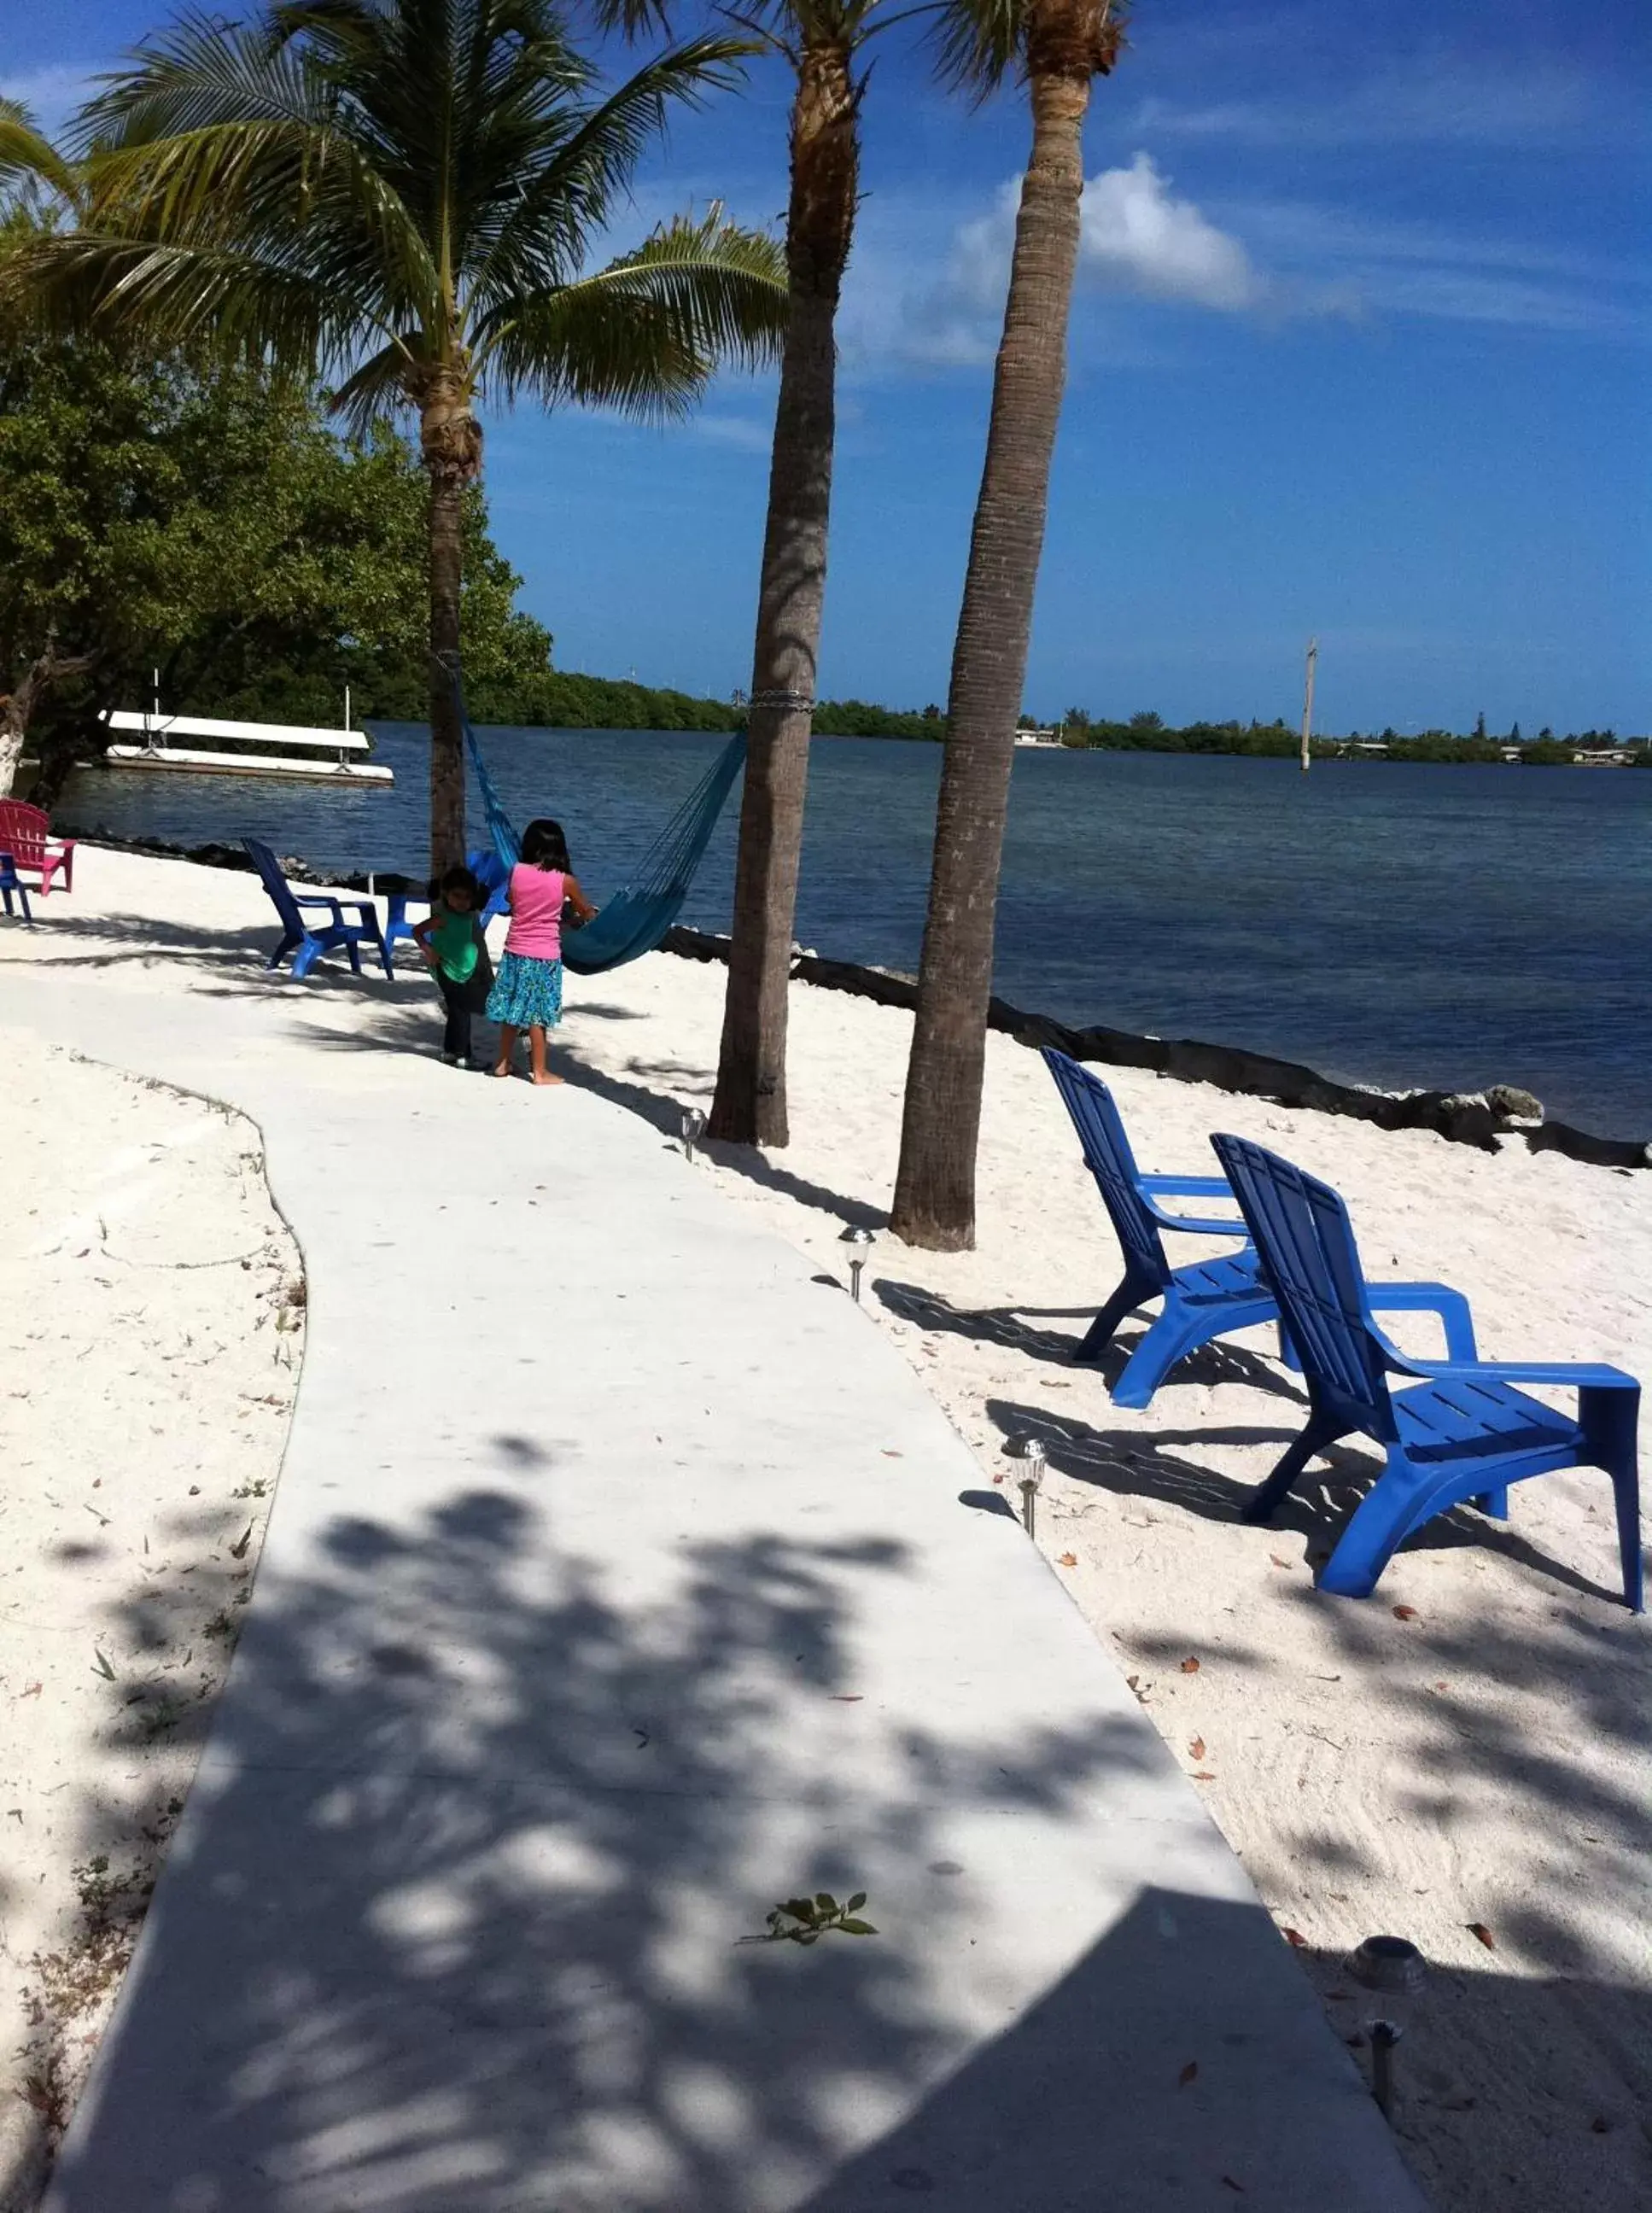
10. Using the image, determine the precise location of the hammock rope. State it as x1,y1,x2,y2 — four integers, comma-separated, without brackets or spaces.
447,665,745,977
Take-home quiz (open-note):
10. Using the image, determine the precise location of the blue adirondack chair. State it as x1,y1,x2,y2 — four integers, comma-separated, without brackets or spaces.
1211,1132,1643,1608
1042,1048,1280,1407
243,838,393,980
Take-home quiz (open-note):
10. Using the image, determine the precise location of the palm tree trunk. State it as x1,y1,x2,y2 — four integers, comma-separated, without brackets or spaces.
420,369,483,873
708,42,859,1148
891,54,1095,1251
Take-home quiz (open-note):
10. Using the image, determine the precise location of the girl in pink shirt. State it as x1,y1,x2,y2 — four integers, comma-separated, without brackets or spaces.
486,818,597,1084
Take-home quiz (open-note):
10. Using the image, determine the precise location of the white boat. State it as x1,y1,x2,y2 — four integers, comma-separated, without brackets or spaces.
102,705,394,785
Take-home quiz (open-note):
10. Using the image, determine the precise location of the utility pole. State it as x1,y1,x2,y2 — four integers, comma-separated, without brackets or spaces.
1299,636,1318,774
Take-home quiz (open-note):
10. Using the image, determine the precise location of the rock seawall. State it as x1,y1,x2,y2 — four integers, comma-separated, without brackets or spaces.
663,926,1649,1173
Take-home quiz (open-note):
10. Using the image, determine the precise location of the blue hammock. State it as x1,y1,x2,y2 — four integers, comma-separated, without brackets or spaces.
451,672,744,977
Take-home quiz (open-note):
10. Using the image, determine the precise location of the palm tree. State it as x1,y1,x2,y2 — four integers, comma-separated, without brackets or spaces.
703,2,881,1148
891,0,1127,1248
603,1,902,1147
15,2,786,869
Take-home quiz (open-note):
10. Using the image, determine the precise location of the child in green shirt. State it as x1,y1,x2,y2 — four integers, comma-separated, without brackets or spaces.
412,865,494,1067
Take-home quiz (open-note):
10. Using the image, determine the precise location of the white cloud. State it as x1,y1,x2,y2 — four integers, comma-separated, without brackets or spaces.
951,155,1265,315
847,154,1275,372
1082,154,1264,309
843,153,1647,371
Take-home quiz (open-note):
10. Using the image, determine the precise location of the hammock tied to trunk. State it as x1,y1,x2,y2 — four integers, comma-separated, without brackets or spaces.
446,663,745,977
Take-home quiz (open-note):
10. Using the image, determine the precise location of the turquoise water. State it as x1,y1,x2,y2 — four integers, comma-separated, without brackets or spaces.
60,727,1652,1136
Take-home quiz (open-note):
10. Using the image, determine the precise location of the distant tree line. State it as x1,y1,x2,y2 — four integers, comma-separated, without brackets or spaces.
464,686,1652,763
1062,709,1301,756
811,698,945,740
459,684,949,739
470,669,735,732
1058,709,1649,764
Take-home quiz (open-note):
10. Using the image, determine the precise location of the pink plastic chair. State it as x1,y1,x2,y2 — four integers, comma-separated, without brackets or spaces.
0,802,75,895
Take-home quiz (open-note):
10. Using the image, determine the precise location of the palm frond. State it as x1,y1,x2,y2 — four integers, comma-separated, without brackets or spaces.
76,11,335,152
716,0,890,41
469,32,761,313
587,0,676,38
928,0,1024,95
71,13,440,347
482,207,786,415
930,0,1129,96
10,225,381,373
328,330,423,437
15,4,775,435
0,103,82,213
268,0,411,62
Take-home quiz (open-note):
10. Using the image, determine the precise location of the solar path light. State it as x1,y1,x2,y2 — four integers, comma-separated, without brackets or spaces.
1005,1433,1048,1540
839,1224,874,1305
1346,1936,1426,2122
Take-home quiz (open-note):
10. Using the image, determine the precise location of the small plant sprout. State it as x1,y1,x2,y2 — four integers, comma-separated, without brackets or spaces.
745,1892,878,1945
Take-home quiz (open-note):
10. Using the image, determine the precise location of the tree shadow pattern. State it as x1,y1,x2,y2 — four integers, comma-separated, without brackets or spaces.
38,1479,1414,2213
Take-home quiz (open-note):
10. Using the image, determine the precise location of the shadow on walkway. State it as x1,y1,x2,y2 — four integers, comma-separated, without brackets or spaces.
46,1484,1233,2211
44,1475,1652,2208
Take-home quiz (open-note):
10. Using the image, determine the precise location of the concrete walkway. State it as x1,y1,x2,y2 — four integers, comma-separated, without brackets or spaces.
3,874,1427,2211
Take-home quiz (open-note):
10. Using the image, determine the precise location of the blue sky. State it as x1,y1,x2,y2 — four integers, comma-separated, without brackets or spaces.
8,3,1649,730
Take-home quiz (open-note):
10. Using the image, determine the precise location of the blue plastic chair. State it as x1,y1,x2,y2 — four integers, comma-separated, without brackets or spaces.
0,853,33,923
1042,1049,1281,1406
1211,1132,1643,1608
242,838,393,980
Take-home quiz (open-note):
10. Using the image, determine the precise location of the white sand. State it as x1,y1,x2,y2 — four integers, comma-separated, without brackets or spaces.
0,1026,301,2208
3,844,1649,2210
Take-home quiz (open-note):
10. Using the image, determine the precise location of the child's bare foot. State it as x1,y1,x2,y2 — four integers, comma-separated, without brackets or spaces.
528,1071,563,1087
490,1063,511,1079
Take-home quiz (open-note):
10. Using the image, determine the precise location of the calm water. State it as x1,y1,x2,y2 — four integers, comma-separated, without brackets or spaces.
61,728,1652,1136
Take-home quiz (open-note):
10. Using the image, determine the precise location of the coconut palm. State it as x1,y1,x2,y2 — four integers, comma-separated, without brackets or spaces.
601,0,908,1147
703,0,884,1150
703,0,868,1148
892,0,1127,1248
15,2,787,868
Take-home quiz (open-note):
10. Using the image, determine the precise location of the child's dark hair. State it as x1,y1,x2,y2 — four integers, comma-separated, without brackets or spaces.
429,862,484,908
520,818,571,872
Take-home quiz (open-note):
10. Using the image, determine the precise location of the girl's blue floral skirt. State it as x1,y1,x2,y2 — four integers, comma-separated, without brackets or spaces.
487,952,563,1030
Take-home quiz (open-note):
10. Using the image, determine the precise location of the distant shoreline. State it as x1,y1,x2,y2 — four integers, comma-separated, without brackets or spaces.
371,714,1652,769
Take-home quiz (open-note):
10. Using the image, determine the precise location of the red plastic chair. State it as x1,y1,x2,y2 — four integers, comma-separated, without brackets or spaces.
0,802,75,895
